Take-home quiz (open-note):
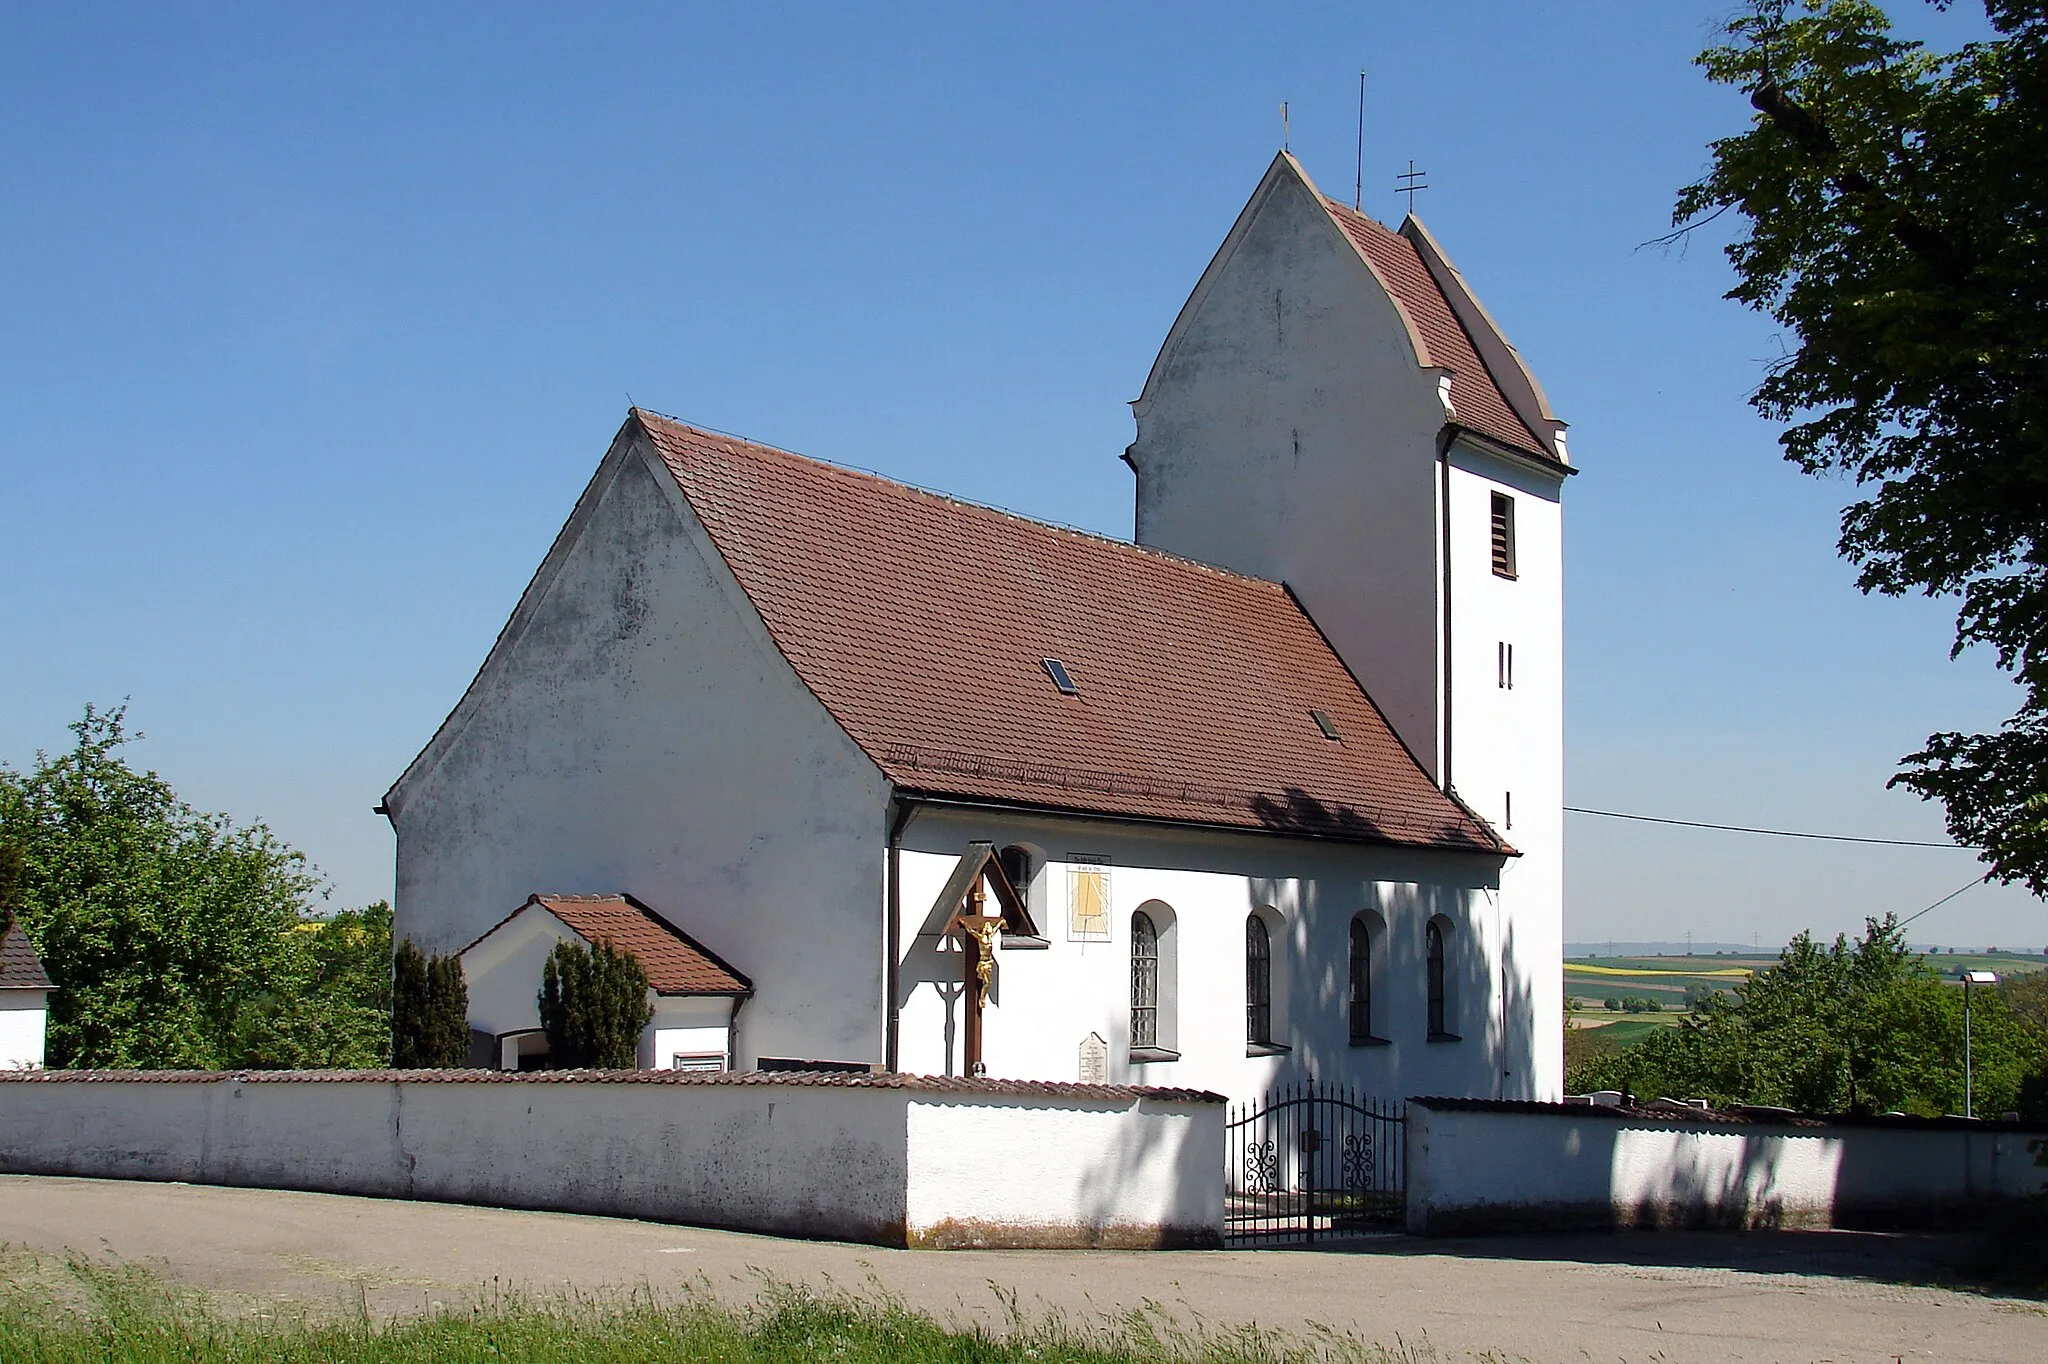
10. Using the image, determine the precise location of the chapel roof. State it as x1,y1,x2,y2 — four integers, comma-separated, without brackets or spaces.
1318,198,1556,463
477,894,752,997
0,918,53,991
636,410,1506,853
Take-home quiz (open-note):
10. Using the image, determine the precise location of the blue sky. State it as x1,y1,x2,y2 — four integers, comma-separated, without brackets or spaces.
3,2,2038,952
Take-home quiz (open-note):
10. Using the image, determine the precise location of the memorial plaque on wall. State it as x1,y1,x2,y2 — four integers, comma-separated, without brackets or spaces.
1078,1031,1108,1084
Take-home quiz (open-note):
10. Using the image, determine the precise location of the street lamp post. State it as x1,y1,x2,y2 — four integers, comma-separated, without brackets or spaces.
1962,970,1998,1118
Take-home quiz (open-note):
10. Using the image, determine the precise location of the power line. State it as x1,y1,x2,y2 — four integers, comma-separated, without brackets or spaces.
1896,875,1988,931
1564,805,1974,849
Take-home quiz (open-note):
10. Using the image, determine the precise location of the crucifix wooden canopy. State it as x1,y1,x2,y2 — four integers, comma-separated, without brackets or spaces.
928,841,1039,1076
928,841,1038,939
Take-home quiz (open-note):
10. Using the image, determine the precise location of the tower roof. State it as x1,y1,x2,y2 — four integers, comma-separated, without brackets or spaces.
1321,199,1560,464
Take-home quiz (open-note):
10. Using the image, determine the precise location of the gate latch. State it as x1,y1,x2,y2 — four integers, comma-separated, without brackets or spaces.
1299,1128,1322,1154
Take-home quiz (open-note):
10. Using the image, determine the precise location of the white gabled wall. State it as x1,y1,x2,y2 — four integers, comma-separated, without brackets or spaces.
0,990,47,1070
1443,442,1566,1098
896,806,1517,1106
1128,157,1451,781
388,432,893,1069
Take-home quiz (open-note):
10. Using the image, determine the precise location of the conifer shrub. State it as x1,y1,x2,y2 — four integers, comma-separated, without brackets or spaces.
391,939,470,1067
538,939,653,1069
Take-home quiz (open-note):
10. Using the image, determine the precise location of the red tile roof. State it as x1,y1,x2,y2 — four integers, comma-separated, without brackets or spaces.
1321,199,1552,461
526,894,751,996
0,918,52,991
637,412,1504,853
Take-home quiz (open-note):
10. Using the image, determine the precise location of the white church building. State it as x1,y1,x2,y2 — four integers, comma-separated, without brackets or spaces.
383,153,1571,1105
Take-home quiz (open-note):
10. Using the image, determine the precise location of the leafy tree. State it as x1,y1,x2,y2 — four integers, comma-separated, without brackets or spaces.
234,902,393,1069
0,704,345,1068
1568,916,2047,1114
2003,969,2048,1033
538,939,653,1069
391,938,470,1068
1675,1,2048,890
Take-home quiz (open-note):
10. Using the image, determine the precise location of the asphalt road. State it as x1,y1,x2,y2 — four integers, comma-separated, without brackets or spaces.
1,1176,2041,1362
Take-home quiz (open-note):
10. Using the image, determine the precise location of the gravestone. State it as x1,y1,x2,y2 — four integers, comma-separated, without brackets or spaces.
1078,1032,1108,1084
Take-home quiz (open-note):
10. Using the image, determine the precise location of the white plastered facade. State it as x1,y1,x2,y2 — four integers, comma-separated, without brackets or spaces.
897,806,1526,1101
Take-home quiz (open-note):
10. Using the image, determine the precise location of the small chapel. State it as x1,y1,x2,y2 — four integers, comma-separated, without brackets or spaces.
383,153,1572,1106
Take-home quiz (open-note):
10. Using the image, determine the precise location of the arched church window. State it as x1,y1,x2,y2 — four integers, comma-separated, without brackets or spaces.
1426,919,1449,1037
1348,917,1373,1042
1130,911,1158,1049
1245,914,1272,1044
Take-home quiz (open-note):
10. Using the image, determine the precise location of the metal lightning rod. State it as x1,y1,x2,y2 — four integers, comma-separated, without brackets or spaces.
1354,71,1366,209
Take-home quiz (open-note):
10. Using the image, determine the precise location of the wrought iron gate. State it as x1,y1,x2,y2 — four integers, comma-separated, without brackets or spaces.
1225,1081,1404,1244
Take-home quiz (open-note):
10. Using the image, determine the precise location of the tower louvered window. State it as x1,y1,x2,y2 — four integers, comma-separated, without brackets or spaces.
1490,492,1517,579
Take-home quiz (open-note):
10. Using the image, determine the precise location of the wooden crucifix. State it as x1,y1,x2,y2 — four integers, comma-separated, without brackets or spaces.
932,841,1039,1077
953,880,1006,1077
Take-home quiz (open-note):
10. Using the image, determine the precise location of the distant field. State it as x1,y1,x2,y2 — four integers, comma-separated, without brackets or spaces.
1562,949,2047,1016
1563,954,1771,1011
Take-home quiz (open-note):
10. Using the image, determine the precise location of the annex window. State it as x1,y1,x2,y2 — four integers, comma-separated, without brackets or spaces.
1497,641,1514,690
1348,916,1374,1042
670,1052,725,1073
1490,492,1517,579
1130,911,1159,1049
1426,918,1453,1039
1245,913,1273,1045
998,844,1034,913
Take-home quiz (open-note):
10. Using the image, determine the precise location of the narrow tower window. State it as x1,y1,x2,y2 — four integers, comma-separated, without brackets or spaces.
1497,641,1515,690
1490,492,1517,579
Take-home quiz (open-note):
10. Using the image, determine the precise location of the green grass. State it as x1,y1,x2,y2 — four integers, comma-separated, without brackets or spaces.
1571,1019,1672,1046
0,1252,1477,1364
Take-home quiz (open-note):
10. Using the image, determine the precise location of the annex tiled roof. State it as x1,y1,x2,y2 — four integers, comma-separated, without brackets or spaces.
0,918,52,991
637,411,1504,853
516,894,750,996
1321,199,1553,462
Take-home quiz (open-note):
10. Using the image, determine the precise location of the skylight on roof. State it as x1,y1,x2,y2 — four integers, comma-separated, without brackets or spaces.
1042,658,1079,696
1311,710,1341,741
